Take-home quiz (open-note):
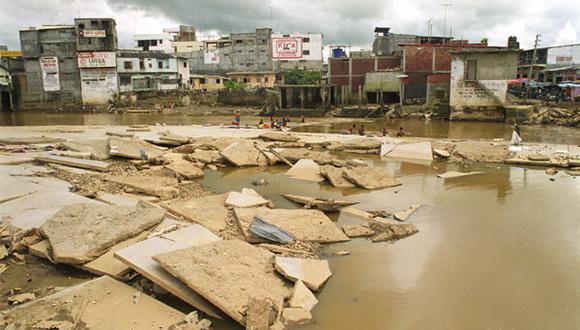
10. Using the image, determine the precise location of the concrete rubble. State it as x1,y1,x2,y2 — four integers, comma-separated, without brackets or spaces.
162,194,228,233
319,165,356,188
343,167,401,190
282,193,358,212
342,223,375,238
40,202,165,264
437,171,482,179
153,240,292,326
225,188,269,208
286,159,324,182
289,280,319,311
163,153,204,179
220,140,269,166
274,256,332,291
384,141,433,161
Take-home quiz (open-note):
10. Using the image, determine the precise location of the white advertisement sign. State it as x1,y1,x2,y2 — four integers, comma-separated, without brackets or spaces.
204,50,220,64
272,37,303,59
40,56,60,91
82,30,106,38
77,52,116,68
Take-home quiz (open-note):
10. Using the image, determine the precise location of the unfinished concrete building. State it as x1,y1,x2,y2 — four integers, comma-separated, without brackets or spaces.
19,25,81,108
74,18,118,52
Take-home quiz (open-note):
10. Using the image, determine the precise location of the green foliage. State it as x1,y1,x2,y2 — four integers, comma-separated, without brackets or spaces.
284,69,321,85
224,80,248,89
480,37,489,44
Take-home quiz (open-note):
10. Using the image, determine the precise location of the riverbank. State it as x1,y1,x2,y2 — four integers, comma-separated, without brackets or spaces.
1,124,579,329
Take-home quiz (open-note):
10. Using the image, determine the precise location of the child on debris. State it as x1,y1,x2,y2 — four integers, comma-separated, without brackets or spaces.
358,125,365,136
347,124,356,134
396,127,405,137
511,125,522,145
381,127,388,137
300,115,305,123
232,111,241,127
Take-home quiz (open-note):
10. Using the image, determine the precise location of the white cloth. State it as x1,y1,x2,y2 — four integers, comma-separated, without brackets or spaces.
511,131,522,145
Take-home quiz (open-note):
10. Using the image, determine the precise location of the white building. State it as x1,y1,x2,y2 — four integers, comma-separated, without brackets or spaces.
116,50,179,93
77,51,118,104
271,32,323,71
133,34,174,53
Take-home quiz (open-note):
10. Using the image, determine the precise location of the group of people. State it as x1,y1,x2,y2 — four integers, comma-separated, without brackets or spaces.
231,111,305,130
346,124,407,137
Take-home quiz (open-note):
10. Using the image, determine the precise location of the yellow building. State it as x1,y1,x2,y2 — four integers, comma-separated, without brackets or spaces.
190,74,227,91
225,71,276,88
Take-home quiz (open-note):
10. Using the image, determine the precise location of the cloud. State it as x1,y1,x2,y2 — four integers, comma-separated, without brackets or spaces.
0,0,577,51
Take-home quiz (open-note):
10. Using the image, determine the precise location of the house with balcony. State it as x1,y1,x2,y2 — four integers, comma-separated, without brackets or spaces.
116,50,178,93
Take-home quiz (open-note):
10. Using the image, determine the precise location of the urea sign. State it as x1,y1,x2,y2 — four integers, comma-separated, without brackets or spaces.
77,52,116,68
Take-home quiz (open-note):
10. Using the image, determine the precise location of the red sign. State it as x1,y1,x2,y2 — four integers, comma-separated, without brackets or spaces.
272,37,303,59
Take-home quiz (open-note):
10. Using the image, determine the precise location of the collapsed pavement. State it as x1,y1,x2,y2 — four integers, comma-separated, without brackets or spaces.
1,123,578,329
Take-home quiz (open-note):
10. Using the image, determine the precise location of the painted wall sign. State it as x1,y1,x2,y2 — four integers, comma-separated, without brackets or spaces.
272,37,303,59
39,56,60,91
82,30,106,38
204,50,220,64
78,52,116,68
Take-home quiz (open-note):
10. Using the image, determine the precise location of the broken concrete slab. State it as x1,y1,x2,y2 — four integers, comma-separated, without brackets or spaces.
35,155,110,171
0,191,102,230
153,240,292,326
433,148,451,159
220,141,268,166
282,194,358,212
342,223,375,238
528,154,551,161
393,204,421,221
281,307,313,327
246,298,277,330
106,175,178,200
260,131,299,142
225,189,269,208
40,202,165,264
106,131,134,137
0,276,185,329
115,224,223,318
0,136,65,144
289,280,318,312
47,163,100,175
437,171,482,179
369,221,419,242
385,141,433,161
286,159,324,182
186,149,223,164
58,139,110,160
380,143,396,157
319,165,355,188
7,292,35,305
343,167,401,190
234,207,349,243
0,154,35,165
159,134,190,145
275,256,332,291
108,136,162,160
249,216,295,244
341,138,383,150
95,192,159,207
276,148,334,165
163,153,204,179
162,194,228,233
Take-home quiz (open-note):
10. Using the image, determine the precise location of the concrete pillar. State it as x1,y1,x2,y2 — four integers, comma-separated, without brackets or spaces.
300,88,305,109
358,85,362,110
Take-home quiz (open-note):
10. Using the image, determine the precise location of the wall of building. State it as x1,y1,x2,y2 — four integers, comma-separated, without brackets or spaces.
74,18,117,52
449,52,518,121
426,73,450,107
19,27,82,107
78,51,118,104
134,34,174,52
191,76,225,91
270,33,323,72
328,56,400,96
226,72,275,88
117,53,178,92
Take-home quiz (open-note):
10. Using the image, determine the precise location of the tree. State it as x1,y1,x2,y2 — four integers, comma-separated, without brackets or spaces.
284,69,321,85
480,37,489,45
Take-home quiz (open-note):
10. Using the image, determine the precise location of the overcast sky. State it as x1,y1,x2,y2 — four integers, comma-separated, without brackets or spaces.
1,0,578,51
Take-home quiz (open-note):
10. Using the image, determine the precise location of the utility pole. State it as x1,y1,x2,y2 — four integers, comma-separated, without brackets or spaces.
527,34,541,81
426,18,433,43
440,2,452,39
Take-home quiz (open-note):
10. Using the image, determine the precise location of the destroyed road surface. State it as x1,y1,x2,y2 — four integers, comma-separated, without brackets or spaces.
1,123,579,330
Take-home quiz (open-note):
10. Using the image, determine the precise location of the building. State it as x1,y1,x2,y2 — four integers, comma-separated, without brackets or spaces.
19,25,82,107
74,18,117,52
328,51,401,104
116,50,179,93
401,41,501,107
74,18,118,105
190,74,227,91
189,28,273,76
225,71,275,88
518,43,580,82
372,27,453,56
0,49,24,111
134,25,201,53
449,49,519,120
271,33,323,72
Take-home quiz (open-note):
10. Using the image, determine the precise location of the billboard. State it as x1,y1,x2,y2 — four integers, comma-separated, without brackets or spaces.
272,37,303,59
78,52,116,68
81,30,106,38
39,56,60,91
204,50,220,64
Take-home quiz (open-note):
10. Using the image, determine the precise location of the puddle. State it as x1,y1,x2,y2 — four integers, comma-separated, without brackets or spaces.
198,158,580,329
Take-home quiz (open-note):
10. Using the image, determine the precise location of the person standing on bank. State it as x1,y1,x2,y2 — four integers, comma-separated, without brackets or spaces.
233,111,241,128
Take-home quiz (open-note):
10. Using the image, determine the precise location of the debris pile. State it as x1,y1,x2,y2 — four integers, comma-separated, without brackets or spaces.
524,107,580,127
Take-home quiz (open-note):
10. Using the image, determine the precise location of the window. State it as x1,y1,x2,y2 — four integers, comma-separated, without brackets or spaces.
183,62,187,68
243,78,249,83
91,20,98,27
139,59,145,70
235,39,243,44
158,61,163,69
466,60,477,81
159,39,163,44
148,63,152,68
120,75,131,85
264,77,269,83
124,61,133,69
78,23,85,29
216,79,221,84
283,34,290,37
303,37,310,43
302,50,310,55
200,78,206,84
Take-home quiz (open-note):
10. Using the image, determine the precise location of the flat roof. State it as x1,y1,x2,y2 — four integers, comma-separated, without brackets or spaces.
226,71,275,75
117,49,174,59
450,48,520,55
20,25,74,32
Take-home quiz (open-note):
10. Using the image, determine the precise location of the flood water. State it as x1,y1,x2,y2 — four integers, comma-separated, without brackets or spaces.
199,157,580,330
2,111,579,145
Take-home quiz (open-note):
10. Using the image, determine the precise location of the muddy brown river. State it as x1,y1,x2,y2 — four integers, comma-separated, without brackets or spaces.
1,113,579,329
